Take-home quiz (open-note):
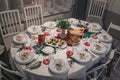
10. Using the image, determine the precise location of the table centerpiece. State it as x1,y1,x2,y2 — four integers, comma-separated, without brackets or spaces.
56,18,70,39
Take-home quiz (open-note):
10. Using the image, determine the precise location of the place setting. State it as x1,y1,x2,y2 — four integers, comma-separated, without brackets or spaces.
12,32,30,49
13,33,29,44
27,25,42,34
14,49,35,65
48,58,69,74
90,42,107,55
67,47,92,64
90,23,102,31
88,23,102,33
14,40,45,70
97,33,113,43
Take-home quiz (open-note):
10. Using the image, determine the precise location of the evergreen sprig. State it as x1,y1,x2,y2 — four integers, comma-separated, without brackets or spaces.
56,19,70,29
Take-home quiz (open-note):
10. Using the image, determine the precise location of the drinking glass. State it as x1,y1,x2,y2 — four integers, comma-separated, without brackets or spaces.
38,34,45,45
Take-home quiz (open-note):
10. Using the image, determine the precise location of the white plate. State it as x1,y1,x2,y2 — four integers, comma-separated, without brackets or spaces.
70,24,84,30
68,18,79,24
27,26,41,34
15,50,34,64
80,20,89,25
98,33,113,43
13,33,27,44
42,21,56,29
42,46,54,55
45,37,67,49
91,23,102,31
72,49,92,63
90,43,107,54
49,59,69,74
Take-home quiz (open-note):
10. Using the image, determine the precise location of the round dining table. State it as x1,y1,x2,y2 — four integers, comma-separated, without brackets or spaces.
10,18,112,80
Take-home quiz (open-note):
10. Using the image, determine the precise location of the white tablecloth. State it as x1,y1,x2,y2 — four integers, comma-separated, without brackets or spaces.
10,21,112,80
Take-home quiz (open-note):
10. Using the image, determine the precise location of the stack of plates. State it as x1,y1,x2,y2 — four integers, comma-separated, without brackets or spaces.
15,50,34,64
89,23,102,33
13,33,28,44
42,21,56,29
27,26,41,34
91,23,102,31
68,18,79,25
72,50,92,63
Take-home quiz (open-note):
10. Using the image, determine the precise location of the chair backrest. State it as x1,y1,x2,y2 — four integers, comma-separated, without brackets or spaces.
87,0,107,18
24,5,43,27
0,9,22,38
107,22,120,40
0,61,23,80
112,50,120,70
86,49,116,80
107,22,120,33
86,64,107,80
104,49,117,65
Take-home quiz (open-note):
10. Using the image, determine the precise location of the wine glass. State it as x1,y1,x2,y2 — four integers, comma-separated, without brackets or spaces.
48,54,55,61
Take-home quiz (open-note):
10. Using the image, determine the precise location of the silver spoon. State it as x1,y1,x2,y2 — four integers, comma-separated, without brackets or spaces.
84,48,95,58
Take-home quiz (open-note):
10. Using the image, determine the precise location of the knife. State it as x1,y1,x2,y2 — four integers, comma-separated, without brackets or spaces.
26,61,41,69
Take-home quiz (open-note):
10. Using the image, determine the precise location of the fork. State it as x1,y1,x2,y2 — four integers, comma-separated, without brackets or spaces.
98,41,108,48
84,48,95,58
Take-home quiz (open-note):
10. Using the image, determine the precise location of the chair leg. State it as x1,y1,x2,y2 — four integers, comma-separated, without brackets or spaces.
0,68,2,79
106,62,113,76
114,57,120,70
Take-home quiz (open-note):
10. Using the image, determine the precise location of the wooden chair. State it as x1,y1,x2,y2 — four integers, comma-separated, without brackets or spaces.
86,49,117,80
0,60,25,80
0,9,24,51
24,5,43,28
86,0,107,26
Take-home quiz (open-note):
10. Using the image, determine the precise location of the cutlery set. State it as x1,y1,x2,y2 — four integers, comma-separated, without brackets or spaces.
26,59,41,69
